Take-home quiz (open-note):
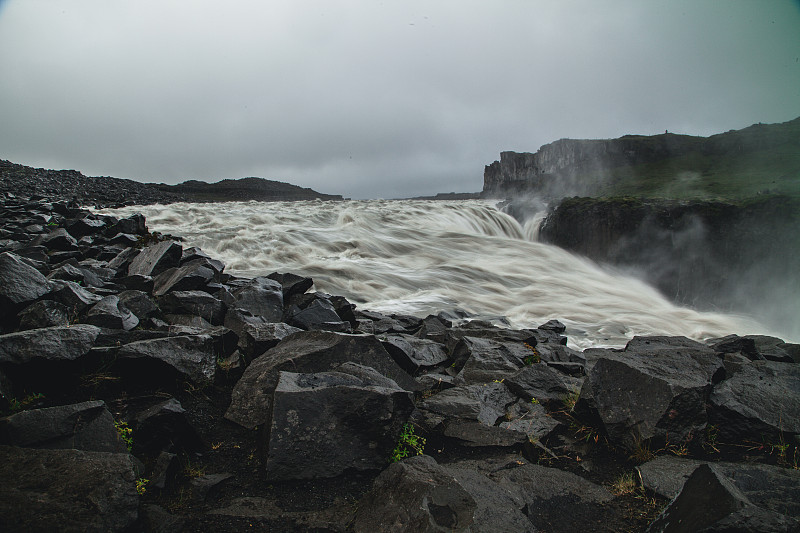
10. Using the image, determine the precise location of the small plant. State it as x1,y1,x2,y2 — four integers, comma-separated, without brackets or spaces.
135,478,149,496
115,421,134,452
183,459,206,478
390,423,426,463
523,342,540,365
629,436,655,464
8,392,45,412
530,397,539,405
562,391,580,412
611,472,638,496
704,424,720,454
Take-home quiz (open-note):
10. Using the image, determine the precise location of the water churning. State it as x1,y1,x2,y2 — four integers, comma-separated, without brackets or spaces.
102,199,770,349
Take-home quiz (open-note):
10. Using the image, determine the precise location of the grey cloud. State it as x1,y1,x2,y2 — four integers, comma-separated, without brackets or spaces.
0,0,798,199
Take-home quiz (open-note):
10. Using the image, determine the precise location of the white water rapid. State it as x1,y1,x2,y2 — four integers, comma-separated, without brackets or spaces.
100,199,771,349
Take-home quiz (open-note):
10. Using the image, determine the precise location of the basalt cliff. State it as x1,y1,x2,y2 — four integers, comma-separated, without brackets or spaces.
483,116,800,199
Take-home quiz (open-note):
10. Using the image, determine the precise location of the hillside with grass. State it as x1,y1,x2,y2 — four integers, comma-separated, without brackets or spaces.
484,116,800,201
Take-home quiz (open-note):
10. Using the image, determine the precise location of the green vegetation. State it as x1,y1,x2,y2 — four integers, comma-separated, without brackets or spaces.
389,423,426,463
115,421,134,452
135,478,149,496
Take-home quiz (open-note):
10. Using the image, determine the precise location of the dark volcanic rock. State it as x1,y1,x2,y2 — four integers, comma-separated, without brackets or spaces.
226,331,418,429
86,295,139,330
353,455,535,533
131,398,201,456
118,334,216,385
264,369,414,480
0,400,127,453
0,324,100,364
159,290,226,325
230,276,284,322
646,463,799,533
152,260,216,296
580,336,722,451
0,445,139,532
0,251,51,312
380,334,449,375
709,360,800,441
17,299,71,329
128,240,182,277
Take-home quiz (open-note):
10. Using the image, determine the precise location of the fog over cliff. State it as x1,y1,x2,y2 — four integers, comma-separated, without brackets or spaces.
1,1,799,198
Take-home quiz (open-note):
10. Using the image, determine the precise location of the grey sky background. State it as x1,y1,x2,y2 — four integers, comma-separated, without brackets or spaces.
1,1,798,199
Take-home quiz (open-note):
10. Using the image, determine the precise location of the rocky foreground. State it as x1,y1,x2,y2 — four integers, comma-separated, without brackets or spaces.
0,195,799,532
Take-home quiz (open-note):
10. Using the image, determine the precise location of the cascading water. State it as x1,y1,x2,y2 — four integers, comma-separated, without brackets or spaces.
100,199,773,349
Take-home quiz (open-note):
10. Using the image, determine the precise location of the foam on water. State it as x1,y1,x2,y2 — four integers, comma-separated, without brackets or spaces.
100,199,777,349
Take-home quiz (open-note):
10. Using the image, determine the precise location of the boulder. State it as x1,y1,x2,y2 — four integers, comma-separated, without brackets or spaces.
451,336,533,383
0,252,51,310
646,463,798,533
48,279,103,311
639,456,800,517
0,324,100,364
17,299,71,329
538,319,567,333
226,331,418,429
159,290,226,325
0,445,139,532
380,334,449,375
267,271,313,300
288,298,350,331
709,360,800,441
117,289,160,320
86,295,139,330
127,240,182,277
131,398,201,455
505,363,583,406
230,276,284,322
352,455,534,533
264,368,414,480
37,228,78,251
581,336,723,451
152,260,216,296
0,400,127,453
238,321,302,359
65,216,107,238
118,334,216,385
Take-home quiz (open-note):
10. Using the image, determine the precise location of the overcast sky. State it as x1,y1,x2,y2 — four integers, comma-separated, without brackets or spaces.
1,1,798,199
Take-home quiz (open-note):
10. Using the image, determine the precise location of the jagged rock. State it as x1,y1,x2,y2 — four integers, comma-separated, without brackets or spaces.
131,398,201,455
159,290,226,325
499,400,561,443
742,335,796,363
288,298,350,331
0,400,127,453
353,455,535,533
226,331,418,429
118,334,216,385
17,299,71,329
380,334,449,375
86,295,139,330
267,271,313,300
485,458,614,531
48,279,103,311
415,315,451,343
264,369,414,480
356,310,413,334
0,445,139,532
117,289,160,320
128,240,182,277
0,324,100,364
646,463,799,533
230,276,283,322
451,336,532,383
107,246,140,273
148,451,180,491
36,227,78,251
238,321,302,359
709,360,800,441
65,216,107,238
580,336,723,451
638,456,800,517
419,382,515,427
112,212,146,235
538,319,567,333
505,363,583,406
0,251,51,311
152,260,215,297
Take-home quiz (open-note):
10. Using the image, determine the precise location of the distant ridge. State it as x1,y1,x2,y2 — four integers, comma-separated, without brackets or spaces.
0,159,343,206
483,116,800,200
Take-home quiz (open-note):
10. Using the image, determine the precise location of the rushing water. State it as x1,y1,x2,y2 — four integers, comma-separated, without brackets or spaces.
100,199,772,349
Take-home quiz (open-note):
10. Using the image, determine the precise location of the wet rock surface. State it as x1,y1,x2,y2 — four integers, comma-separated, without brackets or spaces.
0,194,798,532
